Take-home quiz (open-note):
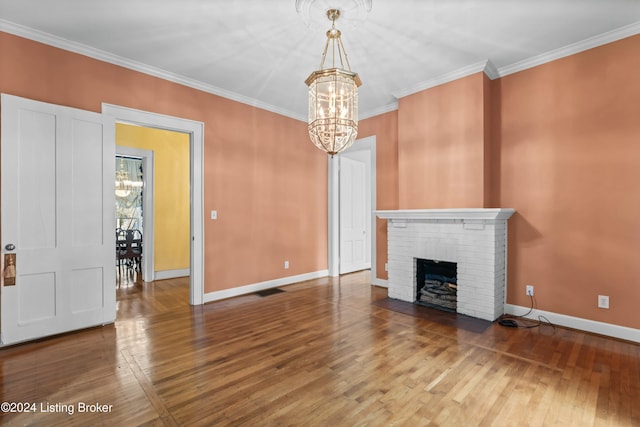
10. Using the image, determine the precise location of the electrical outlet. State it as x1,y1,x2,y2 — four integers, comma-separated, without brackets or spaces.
598,295,609,309
526,285,534,296
385,263,388,272
284,260,289,269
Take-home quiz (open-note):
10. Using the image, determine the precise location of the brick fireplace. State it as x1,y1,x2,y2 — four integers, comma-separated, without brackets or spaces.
376,209,515,321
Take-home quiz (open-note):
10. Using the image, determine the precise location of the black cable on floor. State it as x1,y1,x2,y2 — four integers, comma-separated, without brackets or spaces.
498,295,556,333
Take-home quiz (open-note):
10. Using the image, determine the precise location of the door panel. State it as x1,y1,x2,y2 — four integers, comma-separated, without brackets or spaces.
18,110,57,250
1,94,116,346
70,268,104,313
72,119,106,247
18,273,56,324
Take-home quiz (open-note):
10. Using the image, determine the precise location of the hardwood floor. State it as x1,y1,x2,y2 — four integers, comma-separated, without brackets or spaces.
1,271,639,426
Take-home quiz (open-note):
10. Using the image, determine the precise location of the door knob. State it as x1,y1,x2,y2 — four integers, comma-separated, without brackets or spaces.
5,244,15,251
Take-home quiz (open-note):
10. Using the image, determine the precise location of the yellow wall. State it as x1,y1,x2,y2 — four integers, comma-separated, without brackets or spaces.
116,123,190,272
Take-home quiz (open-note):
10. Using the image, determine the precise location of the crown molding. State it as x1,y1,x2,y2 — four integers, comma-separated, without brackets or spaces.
359,101,399,120
482,59,499,80
364,60,497,118
392,60,495,100
3,17,640,121
497,20,640,77
0,19,306,122
362,19,640,119
378,22,640,103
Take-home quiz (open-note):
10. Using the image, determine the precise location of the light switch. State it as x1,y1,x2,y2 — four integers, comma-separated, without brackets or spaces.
210,210,217,220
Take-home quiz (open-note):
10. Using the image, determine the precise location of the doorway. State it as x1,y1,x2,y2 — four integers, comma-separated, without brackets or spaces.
0,95,204,346
115,155,143,286
103,104,204,305
115,147,155,285
116,124,194,285
115,156,143,231
328,135,379,283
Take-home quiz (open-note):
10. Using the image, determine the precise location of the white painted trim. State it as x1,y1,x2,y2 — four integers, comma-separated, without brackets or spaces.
328,158,340,277
372,278,388,288
483,59,500,80
0,19,305,122
497,21,640,77
376,208,515,221
360,102,398,120
101,103,205,306
154,269,190,281
3,19,640,122
382,23,640,104
359,60,496,118
376,60,496,114
116,147,155,282
203,270,329,303
392,60,490,99
328,136,377,282
504,304,640,344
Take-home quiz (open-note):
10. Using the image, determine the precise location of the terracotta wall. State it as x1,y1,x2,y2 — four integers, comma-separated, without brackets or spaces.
4,28,638,330
207,105,327,290
397,72,489,208
395,35,640,330
358,111,399,280
0,32,328,294
497,35,640,329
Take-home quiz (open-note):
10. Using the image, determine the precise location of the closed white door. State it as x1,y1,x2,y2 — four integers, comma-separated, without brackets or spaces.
339,151,371,274
1,94,116,346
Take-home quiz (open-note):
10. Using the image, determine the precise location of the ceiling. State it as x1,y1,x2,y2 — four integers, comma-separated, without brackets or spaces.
1,0,640,121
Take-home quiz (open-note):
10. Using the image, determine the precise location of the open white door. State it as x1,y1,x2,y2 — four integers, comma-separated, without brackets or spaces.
1,94,116,346
339,150,371,274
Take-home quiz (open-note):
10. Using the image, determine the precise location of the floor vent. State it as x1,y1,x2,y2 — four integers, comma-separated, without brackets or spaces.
255,288,285,297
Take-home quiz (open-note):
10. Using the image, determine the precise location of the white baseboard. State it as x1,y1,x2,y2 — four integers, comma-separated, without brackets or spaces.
504,304,640,344
372,277,388,287
203,270,329,303
154,269,190,280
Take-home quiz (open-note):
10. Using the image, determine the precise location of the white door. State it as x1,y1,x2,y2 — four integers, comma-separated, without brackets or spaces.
1,94,116,346
339,151,371,274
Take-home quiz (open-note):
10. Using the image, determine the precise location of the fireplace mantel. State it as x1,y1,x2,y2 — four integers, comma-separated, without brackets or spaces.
376,208,515,221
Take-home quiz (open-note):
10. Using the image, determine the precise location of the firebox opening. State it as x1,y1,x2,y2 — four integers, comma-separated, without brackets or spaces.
415,258,457,313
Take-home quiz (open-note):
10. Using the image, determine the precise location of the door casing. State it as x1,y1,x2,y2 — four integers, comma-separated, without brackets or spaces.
328,135,382,284
103,104,204,305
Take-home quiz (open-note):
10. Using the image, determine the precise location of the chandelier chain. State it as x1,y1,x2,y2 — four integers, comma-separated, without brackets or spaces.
318,9,351,71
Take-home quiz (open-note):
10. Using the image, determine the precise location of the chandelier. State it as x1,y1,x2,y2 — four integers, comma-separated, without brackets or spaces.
115,157,143,199
115,158,132,198
305,8,361,156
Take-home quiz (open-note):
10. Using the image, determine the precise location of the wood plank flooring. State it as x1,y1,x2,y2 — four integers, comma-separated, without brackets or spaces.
1,271,639,426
